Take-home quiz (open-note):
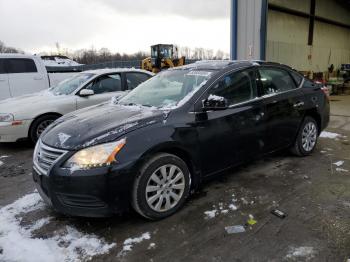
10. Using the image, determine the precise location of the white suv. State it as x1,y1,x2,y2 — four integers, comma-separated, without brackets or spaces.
0,54,76,100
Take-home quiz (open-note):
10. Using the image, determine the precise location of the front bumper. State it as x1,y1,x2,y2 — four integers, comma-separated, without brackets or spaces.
0,120,32,142
33,160,137,217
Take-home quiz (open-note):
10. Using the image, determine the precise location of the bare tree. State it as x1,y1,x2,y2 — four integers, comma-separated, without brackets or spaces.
0,40,23,54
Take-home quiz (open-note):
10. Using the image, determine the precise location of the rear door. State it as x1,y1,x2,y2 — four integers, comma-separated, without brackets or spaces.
195,68,266,175
257,66,305,152
0,59,11,100
7,58,47,97
76,73,124,109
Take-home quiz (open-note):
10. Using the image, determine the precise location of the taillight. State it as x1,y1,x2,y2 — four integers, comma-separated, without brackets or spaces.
321,86,330,101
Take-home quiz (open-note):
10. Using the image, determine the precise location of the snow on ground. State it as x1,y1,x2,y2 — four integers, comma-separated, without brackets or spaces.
204,209,218,219
320,131,341,139
148,242,156,250
333,161,345,167
229,204,238,211
0,192,115,262
119,232,151,256
0,160,3,167
285,246,316,260
336,168,349,173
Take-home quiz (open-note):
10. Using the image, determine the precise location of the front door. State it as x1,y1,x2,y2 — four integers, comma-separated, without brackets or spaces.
195,68,266,176
257,67,305,152
76,73,125,109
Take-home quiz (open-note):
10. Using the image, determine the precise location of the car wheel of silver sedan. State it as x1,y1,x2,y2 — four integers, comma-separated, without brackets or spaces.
29,114,60,143
132,153,191,220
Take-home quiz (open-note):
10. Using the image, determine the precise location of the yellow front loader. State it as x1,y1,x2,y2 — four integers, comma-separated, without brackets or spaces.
141,44,185,73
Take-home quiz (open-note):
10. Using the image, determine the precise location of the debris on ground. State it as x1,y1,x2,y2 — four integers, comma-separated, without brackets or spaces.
246,214,257,226
225,225,246,234
333,161,345,167
271,209,287,219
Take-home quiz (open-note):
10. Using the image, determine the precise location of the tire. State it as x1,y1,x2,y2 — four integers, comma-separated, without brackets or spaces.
29,114,60,143
132,153,191,220
291,116,318,156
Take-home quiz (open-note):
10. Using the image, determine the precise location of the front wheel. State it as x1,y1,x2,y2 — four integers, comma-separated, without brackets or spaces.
291,116,318,156
132,153,191,220
29,114,60,143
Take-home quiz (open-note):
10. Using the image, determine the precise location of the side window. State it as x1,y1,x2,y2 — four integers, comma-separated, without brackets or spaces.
0,59,6,74
258,68,297,95
208,69,257,106
126,73,151,90
7,58,38,73
88,74,121,94
290,70,303,86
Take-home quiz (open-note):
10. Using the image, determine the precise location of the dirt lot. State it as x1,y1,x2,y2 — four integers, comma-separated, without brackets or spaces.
0,96,349,262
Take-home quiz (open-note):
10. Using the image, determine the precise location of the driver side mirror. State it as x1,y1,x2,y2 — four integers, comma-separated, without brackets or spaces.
79,89,95,97
202,95,228,111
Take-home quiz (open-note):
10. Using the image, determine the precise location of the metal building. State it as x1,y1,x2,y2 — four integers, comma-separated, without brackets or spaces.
231,0,350,72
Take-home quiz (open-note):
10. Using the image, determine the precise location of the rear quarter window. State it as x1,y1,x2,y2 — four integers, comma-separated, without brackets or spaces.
7,58,38,73
290,70,303,86
126,72,151,90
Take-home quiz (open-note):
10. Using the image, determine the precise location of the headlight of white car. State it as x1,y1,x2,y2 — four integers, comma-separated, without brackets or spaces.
0,113,14,122
64,138,126,169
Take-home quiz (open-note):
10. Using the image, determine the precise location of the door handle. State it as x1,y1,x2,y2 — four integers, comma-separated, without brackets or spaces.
293,101,304,108
34,76,43,80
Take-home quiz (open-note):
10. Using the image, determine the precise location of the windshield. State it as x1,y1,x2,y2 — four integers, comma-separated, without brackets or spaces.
50,73,95,95
118,69,213,108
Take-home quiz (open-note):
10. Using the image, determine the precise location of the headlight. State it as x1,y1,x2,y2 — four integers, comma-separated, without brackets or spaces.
64,138,126,169
0,113,14,122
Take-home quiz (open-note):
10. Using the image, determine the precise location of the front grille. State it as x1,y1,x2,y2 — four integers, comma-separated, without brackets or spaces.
33,140,67,175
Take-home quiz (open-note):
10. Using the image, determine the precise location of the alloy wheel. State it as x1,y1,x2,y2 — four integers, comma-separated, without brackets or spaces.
145,164,185,212
301,122,317,152
36,120,54,138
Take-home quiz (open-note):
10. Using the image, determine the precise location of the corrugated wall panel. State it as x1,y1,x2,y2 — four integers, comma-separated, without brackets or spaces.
269,0,310,13
266,2,350,72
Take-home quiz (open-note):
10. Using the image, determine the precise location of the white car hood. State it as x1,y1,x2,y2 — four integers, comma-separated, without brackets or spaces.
0,90,73,116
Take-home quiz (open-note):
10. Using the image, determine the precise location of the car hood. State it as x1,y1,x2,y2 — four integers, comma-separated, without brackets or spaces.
0,90,69,115
41,103,167,150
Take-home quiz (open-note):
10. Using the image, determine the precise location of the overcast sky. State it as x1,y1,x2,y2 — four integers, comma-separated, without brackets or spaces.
0,0,230,55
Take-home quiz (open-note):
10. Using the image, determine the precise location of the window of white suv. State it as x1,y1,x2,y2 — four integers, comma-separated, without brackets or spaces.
7,58,37,73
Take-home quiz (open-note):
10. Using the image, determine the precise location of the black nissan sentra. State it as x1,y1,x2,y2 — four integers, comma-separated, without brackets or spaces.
33,60,330,219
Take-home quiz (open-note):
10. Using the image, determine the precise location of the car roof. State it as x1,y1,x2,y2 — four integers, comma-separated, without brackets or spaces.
82,68,155,76
0,53,37,59
174,60,293,71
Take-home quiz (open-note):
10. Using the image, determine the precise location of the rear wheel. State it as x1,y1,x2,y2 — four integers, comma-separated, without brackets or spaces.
29,114,60,143
291,116,318,156
132,153,191,220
